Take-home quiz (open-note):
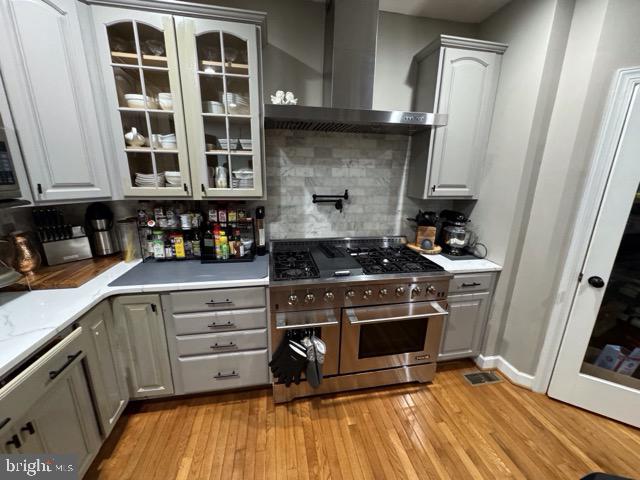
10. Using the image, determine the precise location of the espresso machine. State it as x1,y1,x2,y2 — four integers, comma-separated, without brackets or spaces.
85,203,119,256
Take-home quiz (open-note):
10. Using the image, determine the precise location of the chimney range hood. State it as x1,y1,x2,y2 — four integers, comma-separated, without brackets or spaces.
264,0,447,135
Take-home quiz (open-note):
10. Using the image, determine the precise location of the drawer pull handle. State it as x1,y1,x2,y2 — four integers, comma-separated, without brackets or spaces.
461,282,481,287
6,434,21,449
206,299,234,306
20,422,35,436
214,370,239,379
210,342,238,350
48,350,82,380
0,418,10,430
207,322,236,329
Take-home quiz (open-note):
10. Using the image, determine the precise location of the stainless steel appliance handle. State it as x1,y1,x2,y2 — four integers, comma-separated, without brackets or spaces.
276,319,339,330
275,310,339,330
346,301,448,325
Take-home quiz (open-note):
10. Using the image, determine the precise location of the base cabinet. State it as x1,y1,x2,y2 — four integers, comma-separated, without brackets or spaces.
81,301,129,436
113,294,174,398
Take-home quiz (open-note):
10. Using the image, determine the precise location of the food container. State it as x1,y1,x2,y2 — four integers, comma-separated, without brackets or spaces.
117,218,142,262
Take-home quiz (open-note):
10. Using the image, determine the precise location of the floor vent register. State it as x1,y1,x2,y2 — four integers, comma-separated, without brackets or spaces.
463,371,502,386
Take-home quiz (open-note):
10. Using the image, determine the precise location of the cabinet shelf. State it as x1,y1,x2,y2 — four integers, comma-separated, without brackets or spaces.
125,147,179,154
111,51,167,63
201,59,248,70
118,107,174,114
202,113,251,119
111,63,168,72
198,70,249,79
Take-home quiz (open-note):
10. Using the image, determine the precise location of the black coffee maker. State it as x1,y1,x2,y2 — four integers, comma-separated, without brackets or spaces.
438,210,470,255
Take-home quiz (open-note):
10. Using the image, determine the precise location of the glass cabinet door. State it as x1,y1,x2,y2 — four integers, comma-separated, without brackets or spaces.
176,18,263,198
92,8,191,196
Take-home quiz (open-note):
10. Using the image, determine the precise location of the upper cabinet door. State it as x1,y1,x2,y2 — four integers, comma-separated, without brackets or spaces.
429,47,501,198
0,0,111,201
176,17,263,198
91,7,191,197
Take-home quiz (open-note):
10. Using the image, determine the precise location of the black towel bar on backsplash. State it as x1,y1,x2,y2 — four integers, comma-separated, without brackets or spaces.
312,190,348,211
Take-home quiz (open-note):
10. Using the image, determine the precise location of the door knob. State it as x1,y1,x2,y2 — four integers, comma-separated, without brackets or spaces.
588,276,605,288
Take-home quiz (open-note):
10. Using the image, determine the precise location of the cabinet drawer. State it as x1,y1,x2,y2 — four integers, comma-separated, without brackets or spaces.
168,287,266,313
172,307,267,335
176,329,267,357
0,327,87,435
177,350,269,394
449,273,495,294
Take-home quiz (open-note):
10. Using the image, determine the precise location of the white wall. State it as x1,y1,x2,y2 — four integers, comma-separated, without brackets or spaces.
373,12,478,111
501,0,640,375
469,0,575,361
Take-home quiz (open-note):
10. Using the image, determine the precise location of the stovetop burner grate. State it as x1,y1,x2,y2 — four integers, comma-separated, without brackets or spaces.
273,250,320,281
349,246,443,275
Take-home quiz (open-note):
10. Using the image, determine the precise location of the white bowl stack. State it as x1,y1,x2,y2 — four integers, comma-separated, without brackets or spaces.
135,172,165,187
124,94,159,109
221,92,250,114
164,171,182,187
232,168,254,188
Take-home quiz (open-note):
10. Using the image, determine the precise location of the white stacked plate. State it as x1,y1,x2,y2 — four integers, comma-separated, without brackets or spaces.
164,170,182,186
202,100,224,114
232,178,253,189
135,172,165,187
238,138,252,150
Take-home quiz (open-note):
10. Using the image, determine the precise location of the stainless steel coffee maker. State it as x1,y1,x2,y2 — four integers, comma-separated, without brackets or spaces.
438,210,470,256
85,203,119,256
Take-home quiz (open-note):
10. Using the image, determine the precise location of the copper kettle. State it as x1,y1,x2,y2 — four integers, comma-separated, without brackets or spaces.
8,231,41,275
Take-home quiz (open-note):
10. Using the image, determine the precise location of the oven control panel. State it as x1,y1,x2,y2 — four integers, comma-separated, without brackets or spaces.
271,279,449,312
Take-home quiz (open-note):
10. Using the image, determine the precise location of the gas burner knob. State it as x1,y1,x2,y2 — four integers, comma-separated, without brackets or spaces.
304,293,316,304
411,286,422,298
395,286,406,297
345,289,356,299
426,284,437,294
379,288,388,297
324,291,335,302
287,294,299,306
363,288,373,299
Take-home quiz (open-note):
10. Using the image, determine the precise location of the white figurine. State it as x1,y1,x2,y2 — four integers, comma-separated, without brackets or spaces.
284,91,298,105
270,90,285,104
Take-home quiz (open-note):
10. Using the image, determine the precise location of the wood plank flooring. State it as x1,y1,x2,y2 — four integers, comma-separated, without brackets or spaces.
86,362,640,479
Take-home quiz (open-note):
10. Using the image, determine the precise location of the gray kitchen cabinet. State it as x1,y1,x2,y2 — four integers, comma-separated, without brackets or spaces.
15,361,101,476
408,36,507,199
81,301,129,436
0,0,112,201
113,294,174,398
439,272,497,361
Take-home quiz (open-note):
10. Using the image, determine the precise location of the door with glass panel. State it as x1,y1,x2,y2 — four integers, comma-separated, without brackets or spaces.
176,17,263,198
92,7,191,196
549,76,640,427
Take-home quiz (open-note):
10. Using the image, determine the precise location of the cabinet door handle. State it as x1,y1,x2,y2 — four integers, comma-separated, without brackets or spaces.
0,418,10,431
461,282,481,287
183,183,189,193
20,422,35,436
48,350,82,380
214,370,239,379
207,322,236,329
210,342,238,350
205,299,234,306
201,184,206,195
6,434,21,449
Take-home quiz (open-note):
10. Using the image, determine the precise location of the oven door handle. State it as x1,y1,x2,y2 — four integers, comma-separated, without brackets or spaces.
346,301,448,325
275,311,339,330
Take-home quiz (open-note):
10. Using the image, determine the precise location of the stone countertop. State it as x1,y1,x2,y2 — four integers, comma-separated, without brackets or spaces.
423,254,503,274
0,256,269,379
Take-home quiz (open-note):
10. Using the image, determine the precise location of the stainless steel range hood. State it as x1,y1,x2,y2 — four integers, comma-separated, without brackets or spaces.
264,0,447,135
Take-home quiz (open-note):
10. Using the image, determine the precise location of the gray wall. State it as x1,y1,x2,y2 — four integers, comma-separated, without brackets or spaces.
497,0,640,375
195,0,326,106
262,130,449,239
373,12,479,111
465,0,575,367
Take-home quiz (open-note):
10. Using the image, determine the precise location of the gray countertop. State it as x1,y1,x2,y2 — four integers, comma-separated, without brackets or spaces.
108,255,269,287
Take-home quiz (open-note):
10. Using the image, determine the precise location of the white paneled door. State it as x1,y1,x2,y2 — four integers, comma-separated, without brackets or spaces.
548,70,640,427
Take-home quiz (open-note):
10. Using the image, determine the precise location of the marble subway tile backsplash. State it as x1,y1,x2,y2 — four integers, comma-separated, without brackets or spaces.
262,130,443,239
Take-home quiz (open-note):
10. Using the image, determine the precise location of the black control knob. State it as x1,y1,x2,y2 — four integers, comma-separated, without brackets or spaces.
324,291,335,302
379,288,388,297
411,286,422,298
287,294,298,306
363,288,373,299
588,276,605,288
395,286,406,297
345,289,356,298
304,293,316,304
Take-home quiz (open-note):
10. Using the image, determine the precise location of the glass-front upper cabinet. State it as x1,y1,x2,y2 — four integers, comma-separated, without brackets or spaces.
176,18,263,198
92,8,191,197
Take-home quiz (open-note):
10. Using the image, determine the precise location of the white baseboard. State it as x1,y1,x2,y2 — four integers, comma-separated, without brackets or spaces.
474,354,535,389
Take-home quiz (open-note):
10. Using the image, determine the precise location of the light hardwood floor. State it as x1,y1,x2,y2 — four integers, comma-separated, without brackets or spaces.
86,362,640,479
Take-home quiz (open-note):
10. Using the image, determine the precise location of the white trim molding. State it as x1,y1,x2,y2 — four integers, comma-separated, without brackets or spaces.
533,67,640,394
475,355,535,389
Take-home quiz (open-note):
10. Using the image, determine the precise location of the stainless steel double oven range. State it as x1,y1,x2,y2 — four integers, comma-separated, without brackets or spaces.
268,236,452,403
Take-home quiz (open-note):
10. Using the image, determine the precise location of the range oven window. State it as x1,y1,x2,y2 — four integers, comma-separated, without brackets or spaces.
358,318,428,358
